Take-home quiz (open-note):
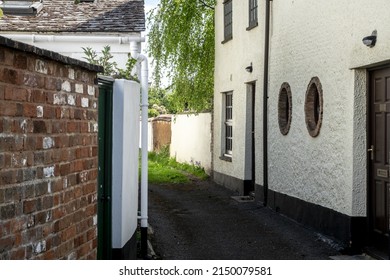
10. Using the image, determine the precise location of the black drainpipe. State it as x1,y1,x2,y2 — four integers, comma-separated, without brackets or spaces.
263,0,271,207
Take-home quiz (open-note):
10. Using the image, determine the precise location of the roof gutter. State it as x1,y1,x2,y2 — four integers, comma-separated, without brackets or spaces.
262,0,272,207
3,34,145,44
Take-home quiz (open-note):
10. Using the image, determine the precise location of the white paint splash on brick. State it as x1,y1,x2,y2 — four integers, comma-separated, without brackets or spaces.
35,60,48,74
79,171,88,183
53,93,67,105
27,215,35,228
88,85,95,96
34,240,46,254
61,81,71,92
63,178,68,189
11,154,27,167
93,215,97,226
75,84,84,94
93,123,98,132
47,181,52,193
45,211,52,222
68,68,75,80
67,94,76,106
11,154,18,167
44,166,55,178
67,252,77,260
81,97,89,108
20,119,27,133
93,101,97,109
36,106,43,118
43,137,55,149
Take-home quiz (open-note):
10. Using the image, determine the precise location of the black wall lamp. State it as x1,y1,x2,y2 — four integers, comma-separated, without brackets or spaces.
245,63,253,73
362,30,377,48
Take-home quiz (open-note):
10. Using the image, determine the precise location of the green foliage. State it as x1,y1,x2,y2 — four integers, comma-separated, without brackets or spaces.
0,8,3,18
82,46,118,76
148,87,173,117
117,54,139,81
148,0,215,113
82,45,138,80
147,146,209,184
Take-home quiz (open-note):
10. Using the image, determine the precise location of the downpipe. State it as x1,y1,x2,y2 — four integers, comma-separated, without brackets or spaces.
262,0,272,207
130,41,149,259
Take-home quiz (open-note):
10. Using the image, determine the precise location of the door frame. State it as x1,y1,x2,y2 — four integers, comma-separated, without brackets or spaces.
366,65,390,257
244,81,256,195
97,76,114,260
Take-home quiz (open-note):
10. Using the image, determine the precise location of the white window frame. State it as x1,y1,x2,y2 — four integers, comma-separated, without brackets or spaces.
222,91,233,158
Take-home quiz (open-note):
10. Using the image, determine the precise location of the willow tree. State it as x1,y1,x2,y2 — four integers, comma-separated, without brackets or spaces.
147,0,215,113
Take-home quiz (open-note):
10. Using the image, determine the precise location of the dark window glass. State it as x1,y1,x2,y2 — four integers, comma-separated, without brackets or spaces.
223,0,233,42
248,0,258,29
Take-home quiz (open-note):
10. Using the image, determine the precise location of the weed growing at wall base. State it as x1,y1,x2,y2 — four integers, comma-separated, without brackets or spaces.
145,146,208,184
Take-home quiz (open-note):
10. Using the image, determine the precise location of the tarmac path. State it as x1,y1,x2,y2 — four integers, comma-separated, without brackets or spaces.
148,178,341,260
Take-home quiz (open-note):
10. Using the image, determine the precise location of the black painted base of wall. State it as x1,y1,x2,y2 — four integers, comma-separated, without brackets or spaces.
213,171,245,195
255,184,367,251
112,230,137,260
213,172,368,251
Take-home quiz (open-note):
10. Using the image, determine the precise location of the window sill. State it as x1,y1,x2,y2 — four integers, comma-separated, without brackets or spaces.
246,23,258,31
221,36,233,44
219,155,232,162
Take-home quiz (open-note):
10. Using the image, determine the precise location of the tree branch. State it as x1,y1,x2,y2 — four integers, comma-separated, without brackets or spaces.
198,0,214,10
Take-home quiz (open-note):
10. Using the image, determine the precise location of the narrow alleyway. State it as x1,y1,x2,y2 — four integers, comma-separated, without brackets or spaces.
148,178,342,260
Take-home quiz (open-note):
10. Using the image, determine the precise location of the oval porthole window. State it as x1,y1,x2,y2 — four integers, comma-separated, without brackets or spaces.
278,82,292,135
304,77,323,137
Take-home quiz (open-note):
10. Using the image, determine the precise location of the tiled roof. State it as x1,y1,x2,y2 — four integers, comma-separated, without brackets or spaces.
0,0,145,33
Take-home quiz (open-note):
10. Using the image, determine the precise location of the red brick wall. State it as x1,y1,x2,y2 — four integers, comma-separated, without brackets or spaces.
0,44,99,259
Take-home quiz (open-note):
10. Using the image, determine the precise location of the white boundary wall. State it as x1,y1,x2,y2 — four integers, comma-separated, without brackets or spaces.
170,113,212,174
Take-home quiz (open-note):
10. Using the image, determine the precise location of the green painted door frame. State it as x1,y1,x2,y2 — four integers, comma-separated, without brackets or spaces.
97,76,114,260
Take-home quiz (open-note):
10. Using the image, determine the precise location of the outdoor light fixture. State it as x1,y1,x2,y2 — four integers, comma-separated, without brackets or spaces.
362,30,377,48
245,63,253,73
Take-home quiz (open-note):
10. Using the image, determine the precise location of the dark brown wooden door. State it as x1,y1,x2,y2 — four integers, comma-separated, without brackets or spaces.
368,68,390,253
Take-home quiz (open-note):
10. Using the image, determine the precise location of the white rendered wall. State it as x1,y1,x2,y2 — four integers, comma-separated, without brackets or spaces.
112,80,140,249
213,0,265,183
267,0,390,217
170,113,212,174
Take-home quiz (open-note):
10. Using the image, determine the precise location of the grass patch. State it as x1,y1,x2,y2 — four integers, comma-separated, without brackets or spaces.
145,146,208,184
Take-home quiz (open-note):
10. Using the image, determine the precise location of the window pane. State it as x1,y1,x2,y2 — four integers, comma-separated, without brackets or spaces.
224,0,233,40
224,91,233,155
249,0,257,27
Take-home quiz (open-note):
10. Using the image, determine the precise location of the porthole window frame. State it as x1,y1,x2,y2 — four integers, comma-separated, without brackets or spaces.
304,77,323,137
278,82,292,135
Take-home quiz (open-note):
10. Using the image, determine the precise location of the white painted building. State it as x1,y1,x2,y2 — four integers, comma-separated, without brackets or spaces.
0,0,145,69
214,0,390,257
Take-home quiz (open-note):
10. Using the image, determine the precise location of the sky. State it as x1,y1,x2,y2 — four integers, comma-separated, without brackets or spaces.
145,0,159,13
143,0,161,85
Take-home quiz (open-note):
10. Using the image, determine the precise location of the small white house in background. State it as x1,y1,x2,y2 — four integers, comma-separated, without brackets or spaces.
0,0,145,69
214,0,390,257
